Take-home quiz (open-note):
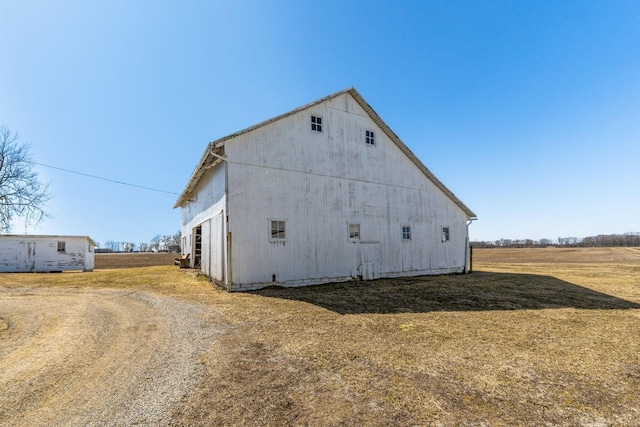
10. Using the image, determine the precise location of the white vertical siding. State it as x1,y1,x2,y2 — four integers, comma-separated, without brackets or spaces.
180,162,227,282
179,91,471,290
209,211,225,281
222,92,468,289
0,236,95,272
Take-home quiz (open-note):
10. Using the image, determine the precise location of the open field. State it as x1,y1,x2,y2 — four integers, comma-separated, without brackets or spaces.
1,247,639,425
473,246,640,265
95,252,178,269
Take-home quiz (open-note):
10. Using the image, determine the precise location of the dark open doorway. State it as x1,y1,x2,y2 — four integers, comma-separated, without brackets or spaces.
193,225,202,268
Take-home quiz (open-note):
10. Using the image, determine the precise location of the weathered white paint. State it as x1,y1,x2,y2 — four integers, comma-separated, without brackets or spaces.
176,88,476,291
180,162,227,286
0,235,96,273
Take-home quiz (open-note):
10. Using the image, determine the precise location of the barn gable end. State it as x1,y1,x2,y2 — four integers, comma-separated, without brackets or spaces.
175,88,476,291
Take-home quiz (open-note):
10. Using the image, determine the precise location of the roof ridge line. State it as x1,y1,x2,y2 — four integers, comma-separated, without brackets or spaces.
175,88,476,219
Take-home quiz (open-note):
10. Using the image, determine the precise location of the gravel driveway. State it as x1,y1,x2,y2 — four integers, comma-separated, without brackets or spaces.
0,287,222,427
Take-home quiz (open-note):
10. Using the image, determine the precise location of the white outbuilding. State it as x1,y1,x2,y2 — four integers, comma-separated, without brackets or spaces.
174,88,476,291
0,235,96,272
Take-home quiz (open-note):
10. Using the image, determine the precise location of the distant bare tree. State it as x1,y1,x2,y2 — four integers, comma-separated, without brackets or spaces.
104,240,117,251
139,242,149,252
159,235,170,251
160,232,181,252
150,234,161,252
541,238,554,246
171,230,181,250
0,125,50,232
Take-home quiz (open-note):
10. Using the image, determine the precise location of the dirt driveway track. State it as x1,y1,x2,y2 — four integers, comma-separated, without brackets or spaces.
0,286,221,427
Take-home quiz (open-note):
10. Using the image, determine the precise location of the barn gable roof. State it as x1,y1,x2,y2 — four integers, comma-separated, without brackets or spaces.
174,88,476,219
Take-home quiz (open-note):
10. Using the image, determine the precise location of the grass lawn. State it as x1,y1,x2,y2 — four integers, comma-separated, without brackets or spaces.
3,248,639,425
174,247,640,426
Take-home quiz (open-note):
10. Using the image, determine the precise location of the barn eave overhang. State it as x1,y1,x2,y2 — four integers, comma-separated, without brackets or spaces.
173,145,226,208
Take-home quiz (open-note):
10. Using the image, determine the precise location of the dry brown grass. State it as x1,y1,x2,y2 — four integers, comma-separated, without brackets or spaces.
172,247,640,426
3,248,640,425
473,246,640,265
0,264,216,302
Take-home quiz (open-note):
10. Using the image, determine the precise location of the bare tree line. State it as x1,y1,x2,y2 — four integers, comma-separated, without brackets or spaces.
471,232,640,248
97,231,181,253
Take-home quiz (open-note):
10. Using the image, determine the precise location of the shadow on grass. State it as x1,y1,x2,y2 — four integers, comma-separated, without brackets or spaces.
251,271,640,315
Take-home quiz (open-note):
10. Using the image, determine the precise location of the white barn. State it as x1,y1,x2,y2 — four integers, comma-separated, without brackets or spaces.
174,88,476,291
0,235,96,273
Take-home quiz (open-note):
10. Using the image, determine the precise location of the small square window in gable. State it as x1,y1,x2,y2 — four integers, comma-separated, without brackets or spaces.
402,226,411,241
365,130,375,145
311,115,322,132
57,241,66,252
271,220,286,240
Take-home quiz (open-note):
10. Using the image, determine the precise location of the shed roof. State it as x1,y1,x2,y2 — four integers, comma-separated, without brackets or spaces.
174,88,476,219
0,234,97,247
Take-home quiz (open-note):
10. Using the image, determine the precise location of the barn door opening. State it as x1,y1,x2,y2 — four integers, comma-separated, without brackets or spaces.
193,225,202,269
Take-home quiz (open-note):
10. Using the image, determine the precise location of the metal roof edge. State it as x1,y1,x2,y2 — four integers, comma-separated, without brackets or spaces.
345,88,477,219
0,234,98,246
174,88,355,208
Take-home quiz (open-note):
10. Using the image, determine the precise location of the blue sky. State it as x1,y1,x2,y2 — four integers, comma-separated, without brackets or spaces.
1,1,638,246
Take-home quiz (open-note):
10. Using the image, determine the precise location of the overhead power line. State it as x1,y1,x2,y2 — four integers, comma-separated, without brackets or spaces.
31,161,179,195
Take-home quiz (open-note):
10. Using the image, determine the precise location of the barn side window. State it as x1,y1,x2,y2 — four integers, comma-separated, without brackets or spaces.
349,223,360,240
311,115,322,132
57,241,66,252
402,226,411,241
271,220,286,240
365,130,375,146
441,227,450,242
